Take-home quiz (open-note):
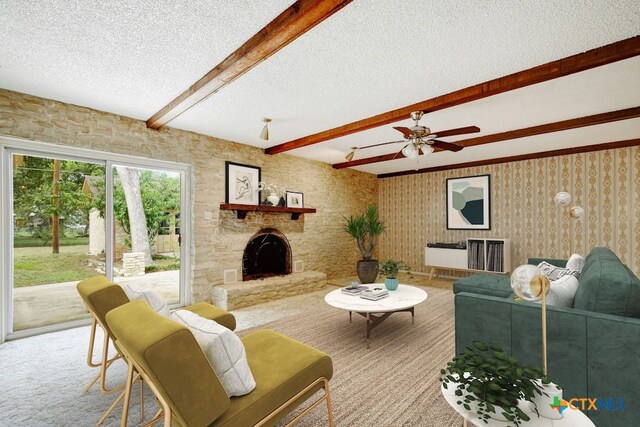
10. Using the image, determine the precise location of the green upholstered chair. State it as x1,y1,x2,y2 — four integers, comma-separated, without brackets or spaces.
76,275,237,425
106,300,334,427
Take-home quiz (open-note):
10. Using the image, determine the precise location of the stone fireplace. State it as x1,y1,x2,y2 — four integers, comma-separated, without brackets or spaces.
242,228,292,281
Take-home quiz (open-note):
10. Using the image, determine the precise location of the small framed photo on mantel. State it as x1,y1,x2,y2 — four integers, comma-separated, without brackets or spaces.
225,161,261,205
285,191,304,208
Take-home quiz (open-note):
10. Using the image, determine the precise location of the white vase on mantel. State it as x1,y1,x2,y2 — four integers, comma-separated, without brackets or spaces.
267,193,280,205
529,380,563,420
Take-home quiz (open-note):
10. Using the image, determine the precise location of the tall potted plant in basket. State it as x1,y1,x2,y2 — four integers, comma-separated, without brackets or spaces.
343,205,385,284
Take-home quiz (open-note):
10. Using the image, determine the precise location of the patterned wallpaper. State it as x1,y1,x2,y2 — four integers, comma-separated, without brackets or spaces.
378,146,640,276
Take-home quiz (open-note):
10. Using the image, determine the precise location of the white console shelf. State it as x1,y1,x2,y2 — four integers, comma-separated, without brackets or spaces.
424,238,511,279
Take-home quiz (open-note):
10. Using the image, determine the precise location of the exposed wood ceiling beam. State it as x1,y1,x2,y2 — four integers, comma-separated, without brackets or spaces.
146,0,352,129
332,106,640,169
377,138,640,179
266,36,640,155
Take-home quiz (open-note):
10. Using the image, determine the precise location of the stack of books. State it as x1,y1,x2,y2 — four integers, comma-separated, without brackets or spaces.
341,285,369,295
360,288,389,301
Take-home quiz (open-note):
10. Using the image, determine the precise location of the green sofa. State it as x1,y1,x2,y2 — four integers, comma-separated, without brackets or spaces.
453,247,640,427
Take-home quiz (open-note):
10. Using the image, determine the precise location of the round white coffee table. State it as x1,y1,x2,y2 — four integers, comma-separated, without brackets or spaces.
441,382,595,426
324,284,427,348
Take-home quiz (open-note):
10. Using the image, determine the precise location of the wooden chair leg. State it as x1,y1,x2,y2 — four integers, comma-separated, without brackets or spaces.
324,378,334,427
120,361,135,427
99,333,124,394
86,318,101,368
84,318,123,395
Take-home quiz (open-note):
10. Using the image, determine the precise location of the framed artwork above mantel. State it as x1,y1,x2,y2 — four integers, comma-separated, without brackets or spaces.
446,174,491,230
225,161,261,205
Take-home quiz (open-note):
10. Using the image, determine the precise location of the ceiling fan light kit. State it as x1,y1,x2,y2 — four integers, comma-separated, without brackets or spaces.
346,111,477,163
259,117,272,141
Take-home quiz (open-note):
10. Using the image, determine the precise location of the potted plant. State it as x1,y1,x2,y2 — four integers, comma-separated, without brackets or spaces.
377,259,412,290
343,205,385,283
441,341,545,426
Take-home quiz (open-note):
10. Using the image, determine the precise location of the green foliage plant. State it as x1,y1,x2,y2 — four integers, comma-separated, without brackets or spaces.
342,205,385,261
440,341,545,427
377,259,412,279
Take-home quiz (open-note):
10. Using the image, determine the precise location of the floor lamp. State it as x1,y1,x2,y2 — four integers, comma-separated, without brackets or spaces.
510,265,550,376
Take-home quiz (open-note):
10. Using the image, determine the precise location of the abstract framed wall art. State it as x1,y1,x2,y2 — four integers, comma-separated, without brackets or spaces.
446,174,491,230
225,161,261,205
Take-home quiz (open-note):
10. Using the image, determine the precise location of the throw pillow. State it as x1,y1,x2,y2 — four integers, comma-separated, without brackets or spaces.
171,310,256,397
534,275,580,308
537,261,580,281
566,254,586,272
122,284,170,317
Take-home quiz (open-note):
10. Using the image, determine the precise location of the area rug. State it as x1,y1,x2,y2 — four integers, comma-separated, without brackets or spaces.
0,285,460,426
243,284,460,426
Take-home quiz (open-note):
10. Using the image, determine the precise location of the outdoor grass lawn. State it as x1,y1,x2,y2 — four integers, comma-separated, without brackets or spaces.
14,231,89,248
13,245,181,287
13,245,97,287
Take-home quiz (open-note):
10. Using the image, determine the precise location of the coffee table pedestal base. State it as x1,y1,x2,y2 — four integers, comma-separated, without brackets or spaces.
350,308,415,349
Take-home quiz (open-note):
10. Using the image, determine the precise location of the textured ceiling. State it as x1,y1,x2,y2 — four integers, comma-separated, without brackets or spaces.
1,1,639,175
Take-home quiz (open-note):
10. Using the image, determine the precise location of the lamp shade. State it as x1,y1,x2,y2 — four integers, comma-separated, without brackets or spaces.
510,264,550,301
422,144,434,156
554,191,571,205
570,205,585,219
402,143,418,159
259,124,269,140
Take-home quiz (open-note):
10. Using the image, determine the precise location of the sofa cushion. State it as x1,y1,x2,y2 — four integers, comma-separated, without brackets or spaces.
214,329,333,427
171,310,255,397
534,275,579,308
537,261,580,280
453,274,513,298
573,247,640,318
566,253,586,272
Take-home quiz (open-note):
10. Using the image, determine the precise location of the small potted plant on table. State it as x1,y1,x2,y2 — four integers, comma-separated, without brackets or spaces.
441,341,545,426
377,259,411,291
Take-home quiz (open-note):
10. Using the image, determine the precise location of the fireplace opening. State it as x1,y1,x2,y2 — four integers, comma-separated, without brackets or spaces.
242,228,292,281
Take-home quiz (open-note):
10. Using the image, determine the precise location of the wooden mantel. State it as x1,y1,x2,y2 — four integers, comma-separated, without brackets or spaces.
220,203,316,220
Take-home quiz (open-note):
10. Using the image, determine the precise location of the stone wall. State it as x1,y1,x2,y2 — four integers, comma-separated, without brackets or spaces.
0,89,378,302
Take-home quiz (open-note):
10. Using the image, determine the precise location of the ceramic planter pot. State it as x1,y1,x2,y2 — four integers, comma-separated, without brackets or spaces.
357,259,378,284
384,277,399,290
529,381,563,419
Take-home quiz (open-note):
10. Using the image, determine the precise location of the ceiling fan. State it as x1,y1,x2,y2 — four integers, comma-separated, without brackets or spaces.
345,111,480,161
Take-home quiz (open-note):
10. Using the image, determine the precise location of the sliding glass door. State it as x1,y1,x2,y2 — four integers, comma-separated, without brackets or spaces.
11,153,106,332
110,165,181,304
1,140,190,341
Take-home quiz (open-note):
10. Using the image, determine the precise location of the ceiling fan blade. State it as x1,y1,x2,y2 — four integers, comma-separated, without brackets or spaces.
430,139,464,152
393,126,413,139
359,140,406,150
432,126,480,138
391,148,405,160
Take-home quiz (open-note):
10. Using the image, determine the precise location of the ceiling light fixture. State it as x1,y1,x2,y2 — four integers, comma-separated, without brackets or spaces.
259,118,272,141
345,147,358,161
402,139,435,160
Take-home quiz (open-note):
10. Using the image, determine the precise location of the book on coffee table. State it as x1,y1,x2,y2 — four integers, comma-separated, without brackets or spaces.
360,289,389,300
341,286,369,295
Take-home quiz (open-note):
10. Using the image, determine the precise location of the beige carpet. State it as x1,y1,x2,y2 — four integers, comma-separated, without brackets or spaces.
241,285,461,426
